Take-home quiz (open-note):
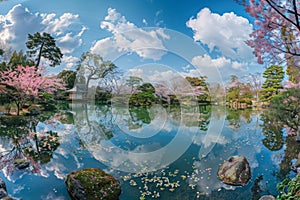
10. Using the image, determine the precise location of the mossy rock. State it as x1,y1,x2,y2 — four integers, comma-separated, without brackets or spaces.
66,168,121,200
218,155,251,186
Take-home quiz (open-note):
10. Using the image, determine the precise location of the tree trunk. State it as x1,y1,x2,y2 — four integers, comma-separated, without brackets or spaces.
35,42,44,69
297,130,300,142
16,101,20,116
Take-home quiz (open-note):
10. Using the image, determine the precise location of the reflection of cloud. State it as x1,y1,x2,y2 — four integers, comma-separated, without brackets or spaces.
91,8,169,60
41,192,65,200
45,162,67,180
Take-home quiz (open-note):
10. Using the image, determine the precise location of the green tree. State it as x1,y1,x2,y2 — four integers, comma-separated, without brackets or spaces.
126,76,143,93
57,70,77,89
26,32,63,68
260,65,284,102
129,82,157,106
77,52,117,95
185,76,210,102
9,50,34,69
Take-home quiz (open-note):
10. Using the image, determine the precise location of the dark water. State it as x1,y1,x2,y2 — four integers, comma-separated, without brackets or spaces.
0,103,297,200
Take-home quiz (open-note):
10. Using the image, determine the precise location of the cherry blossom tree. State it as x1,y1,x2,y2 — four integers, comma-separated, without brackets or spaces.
241,0,300,69
0,65,65,115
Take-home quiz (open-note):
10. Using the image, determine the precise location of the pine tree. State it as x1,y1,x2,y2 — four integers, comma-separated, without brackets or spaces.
260,65,284,102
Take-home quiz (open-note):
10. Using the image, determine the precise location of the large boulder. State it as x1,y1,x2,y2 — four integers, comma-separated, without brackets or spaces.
65,168,121,200
292,152,300,173
0,178,15,200
259,195,276,200
0,178,6,191
218,155,251,186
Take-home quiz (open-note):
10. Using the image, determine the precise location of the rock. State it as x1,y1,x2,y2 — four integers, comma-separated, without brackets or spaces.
0,178,6,191
218,155,251,186
0,179,15,200
13,159,30,170
66,168,121,200
259,195,276,200
0,188,8,198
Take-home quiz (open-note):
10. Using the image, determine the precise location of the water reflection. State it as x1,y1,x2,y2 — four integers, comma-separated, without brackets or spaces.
0,103,297,199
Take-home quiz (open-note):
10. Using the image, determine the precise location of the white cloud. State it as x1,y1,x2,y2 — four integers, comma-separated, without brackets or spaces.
0,4,86,66
191,54,249,81
186,8,253,61
61,55,80,69
0,4,43,50
91,8,169,60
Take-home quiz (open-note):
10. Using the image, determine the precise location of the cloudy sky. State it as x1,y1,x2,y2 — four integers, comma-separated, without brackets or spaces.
0,0,263,82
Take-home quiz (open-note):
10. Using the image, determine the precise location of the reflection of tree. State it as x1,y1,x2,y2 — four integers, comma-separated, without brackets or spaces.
198,105,211,131
269,88,300,139
260,113,284,151
125,107,151,130
279,136,300,176
260,89,300,176
226,108,253,129
0,114,60,175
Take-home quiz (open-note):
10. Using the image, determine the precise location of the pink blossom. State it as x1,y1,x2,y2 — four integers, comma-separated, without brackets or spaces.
243,0,300,65
0,65,65,115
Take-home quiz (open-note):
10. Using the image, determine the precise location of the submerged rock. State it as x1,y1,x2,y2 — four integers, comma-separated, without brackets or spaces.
217,155,251,186
65,168,121,200
0,188,8,198
0,179,15,200
259,195,276,200
0,178,6,191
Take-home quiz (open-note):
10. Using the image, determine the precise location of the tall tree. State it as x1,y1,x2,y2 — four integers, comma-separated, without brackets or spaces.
0,66,65,115
26,32,63,68
260,65,284,101
77,52,117,94
185,76,210,102
240,0,300,67
126,76,143,93
243,72,263,102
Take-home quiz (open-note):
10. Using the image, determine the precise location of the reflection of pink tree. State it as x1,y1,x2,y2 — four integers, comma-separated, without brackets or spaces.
0,135,41,175
0,66,65,115
242,0,300,65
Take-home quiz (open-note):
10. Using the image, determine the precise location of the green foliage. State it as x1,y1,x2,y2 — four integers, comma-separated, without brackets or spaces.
287,59,300,83
277,175,300,199
129,82,158,106
26,32,63,67
57,70,77,89
268,88,300,134
66,168,121,200
126,76,143,93
138,82,155,93
185,76,210,103
0,115,29,127
38,93,57,111
129,92,157,107
0,50,34,71
260,65,284,102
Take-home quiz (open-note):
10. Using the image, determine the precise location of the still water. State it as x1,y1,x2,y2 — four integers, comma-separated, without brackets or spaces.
0,102,297,200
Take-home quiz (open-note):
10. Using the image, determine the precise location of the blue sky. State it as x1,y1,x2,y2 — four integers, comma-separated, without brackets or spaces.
0,0,263,82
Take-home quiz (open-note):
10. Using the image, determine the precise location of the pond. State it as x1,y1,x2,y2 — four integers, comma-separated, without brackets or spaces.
0,102,298,200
